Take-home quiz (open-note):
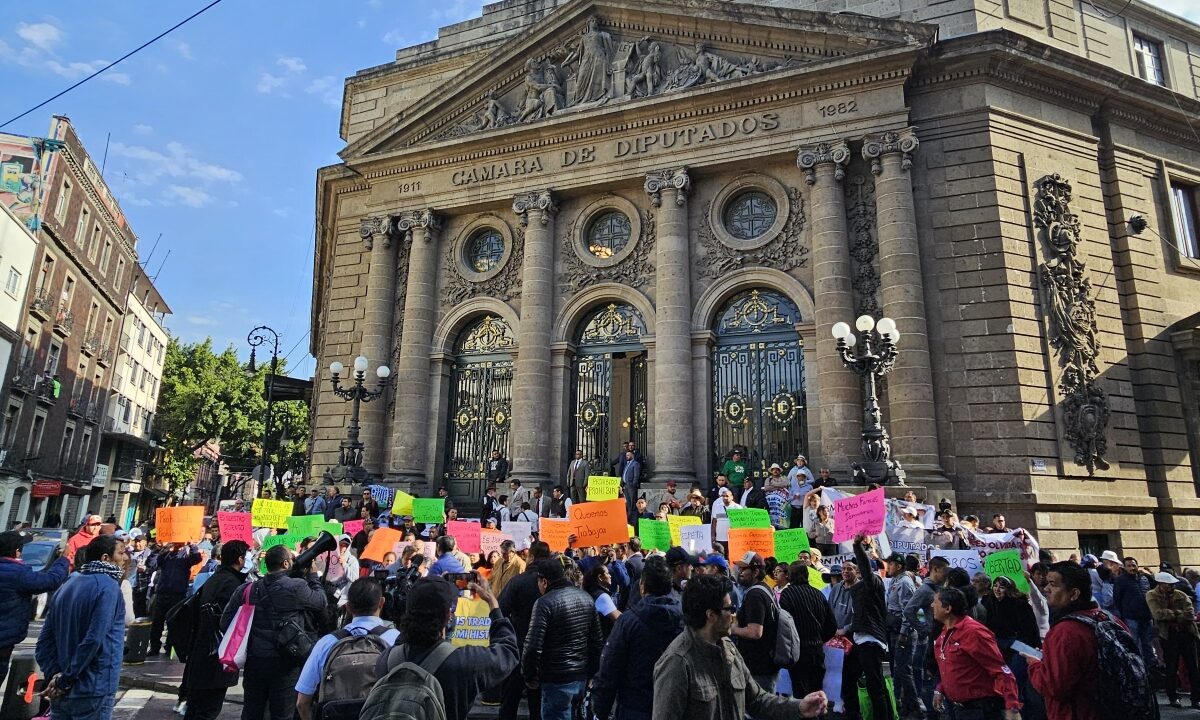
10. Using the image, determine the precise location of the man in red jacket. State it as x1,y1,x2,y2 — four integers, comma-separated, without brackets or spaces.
931,586,1021,720
65,515,102,570
1025,561,1105,720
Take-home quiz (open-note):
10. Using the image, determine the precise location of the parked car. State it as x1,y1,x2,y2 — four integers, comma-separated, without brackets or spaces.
27,527,70,543
22,540,64,619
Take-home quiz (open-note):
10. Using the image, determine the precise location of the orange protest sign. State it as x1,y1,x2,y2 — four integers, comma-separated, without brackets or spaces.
361,527,402,562
539,518,572,552
567,499,631,549
727,528,775,560
156,506,205,543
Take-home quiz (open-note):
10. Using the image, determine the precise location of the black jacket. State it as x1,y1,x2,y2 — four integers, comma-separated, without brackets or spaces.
982,595,1041,649
183,565,247,690
486,457,510,483
221,571,327,661
498,566,542,647
591,594,683,719
849,542,889,642
521,582,603,684
780,583,837,648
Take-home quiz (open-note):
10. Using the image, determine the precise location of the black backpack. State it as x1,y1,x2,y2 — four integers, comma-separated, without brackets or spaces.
314,626,393,720
1066,610,1156,720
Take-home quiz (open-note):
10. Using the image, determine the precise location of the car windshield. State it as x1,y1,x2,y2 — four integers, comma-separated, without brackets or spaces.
22,543,56,566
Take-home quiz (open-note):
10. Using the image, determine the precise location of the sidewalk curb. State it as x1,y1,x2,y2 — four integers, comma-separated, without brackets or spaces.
118,675,244,705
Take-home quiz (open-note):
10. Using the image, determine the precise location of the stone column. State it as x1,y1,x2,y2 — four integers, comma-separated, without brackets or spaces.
358,217,397,476
388,209,441,487
863,129,943,478
510,190,556,486
797,142,861,475
645,168,695,484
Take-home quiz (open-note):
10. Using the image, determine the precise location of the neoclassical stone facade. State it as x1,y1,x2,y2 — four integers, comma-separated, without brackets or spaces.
313,0,1200,564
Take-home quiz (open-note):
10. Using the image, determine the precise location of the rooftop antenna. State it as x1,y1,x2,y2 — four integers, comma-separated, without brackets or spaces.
142,233,162,269
100,132,111,173
151,249,171,283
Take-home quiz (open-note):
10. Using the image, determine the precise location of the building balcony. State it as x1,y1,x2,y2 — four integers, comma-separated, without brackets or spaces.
10,358,36,394
119,334,130,353
96,347,113,368
29,289,54,321
81,334,99,357
35,377,58,406
53,308,74,337
85,402,101,424
68,395,86,418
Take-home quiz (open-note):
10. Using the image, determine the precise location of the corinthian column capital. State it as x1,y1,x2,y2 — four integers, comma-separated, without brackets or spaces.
644,167,690,208
796,141,851,185
359,216,390,250
862,128,919,175
512,189,556,227
393,208,441,242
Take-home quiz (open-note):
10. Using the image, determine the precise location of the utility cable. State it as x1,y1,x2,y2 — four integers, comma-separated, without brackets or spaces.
0,0,227,129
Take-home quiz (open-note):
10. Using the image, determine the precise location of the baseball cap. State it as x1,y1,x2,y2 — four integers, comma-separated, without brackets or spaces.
406,576,460,613
0,530,33,557
735,551,765,569
666,547,701,567
823,564,843,581
129,528,144,539
718,487,733,497
115,529,129,540
885,553,905,565
700,553,729,571
1155,571,1179,585
1100,550,1121,564
666,479,677,486
900,506,919,516
338,534,352,545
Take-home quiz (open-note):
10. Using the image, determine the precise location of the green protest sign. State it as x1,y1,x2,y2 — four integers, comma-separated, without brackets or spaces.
983,548,1030,594
287,515,325,537
413,498,445,524
773,528,811,563
726,508,771,529
638,519,672,552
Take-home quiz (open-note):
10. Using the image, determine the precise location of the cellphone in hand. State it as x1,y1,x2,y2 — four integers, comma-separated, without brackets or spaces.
446,571,479,590
1010,640,1042,660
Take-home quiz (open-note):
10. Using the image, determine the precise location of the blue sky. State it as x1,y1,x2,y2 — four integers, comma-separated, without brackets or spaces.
1,0,1196,381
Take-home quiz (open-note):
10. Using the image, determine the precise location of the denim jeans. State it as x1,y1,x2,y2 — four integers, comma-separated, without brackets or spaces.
889,630,919,712
1124,618,1157,668
51,694,115,720
541,680,585,720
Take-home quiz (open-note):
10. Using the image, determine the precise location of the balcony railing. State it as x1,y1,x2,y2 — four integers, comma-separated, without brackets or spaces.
119,334,131,352
36,375,59,405
11,357,36,393
81,334,99,357
29,289,54,320
96,347,113,367
53,308,74,337
68,395,86,418
85,402,101,424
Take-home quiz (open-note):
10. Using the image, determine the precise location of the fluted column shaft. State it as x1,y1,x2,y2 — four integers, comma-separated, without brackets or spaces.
389,210,441,484
645,169,695,483
864,129,942,476
510,190,556,486
798,142,861,475
359,218,397,476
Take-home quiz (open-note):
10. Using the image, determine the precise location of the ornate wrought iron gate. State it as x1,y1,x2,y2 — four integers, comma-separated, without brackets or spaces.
570,304,648,471
443,316,515,503
712,289,808,480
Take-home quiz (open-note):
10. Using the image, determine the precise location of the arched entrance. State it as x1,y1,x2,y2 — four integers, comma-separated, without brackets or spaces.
571,303,648,473
711,289,808,482
442,315,516,503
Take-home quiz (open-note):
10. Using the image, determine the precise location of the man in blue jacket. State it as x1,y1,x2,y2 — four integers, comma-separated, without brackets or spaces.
0,531,69,688
148,543,201,656
36,534,127,720
1113,555,1156,667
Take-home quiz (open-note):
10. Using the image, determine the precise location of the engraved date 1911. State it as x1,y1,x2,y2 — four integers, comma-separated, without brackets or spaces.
817,100,858,117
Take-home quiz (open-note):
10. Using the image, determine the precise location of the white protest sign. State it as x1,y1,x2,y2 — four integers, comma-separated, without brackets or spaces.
505,521,533,550
931,549,984,576
680,524,713,555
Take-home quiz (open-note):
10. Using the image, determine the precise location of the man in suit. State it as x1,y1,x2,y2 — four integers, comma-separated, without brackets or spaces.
566,450,590,502
621,451,641,521
531,487,551,518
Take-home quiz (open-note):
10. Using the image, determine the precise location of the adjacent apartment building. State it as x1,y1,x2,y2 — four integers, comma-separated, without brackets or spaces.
0,201,40,527
0,116,169,529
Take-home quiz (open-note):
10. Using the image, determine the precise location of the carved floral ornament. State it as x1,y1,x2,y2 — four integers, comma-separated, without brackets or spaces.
1033,173,1110,475
861,128,918,175
512,189,557,226
796,141,851,185
644,167,690,207
435,16,797,142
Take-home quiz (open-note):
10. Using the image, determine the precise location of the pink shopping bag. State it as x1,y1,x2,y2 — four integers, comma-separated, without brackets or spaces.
217,583,255,672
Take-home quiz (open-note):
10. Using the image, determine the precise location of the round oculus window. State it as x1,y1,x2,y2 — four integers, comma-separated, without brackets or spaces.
465,229,505,273
723,191,777,241
586,211,631,259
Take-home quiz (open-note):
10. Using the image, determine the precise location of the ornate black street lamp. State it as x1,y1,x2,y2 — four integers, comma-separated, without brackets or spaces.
246,325,279,493
328,356,390,484
832,315,907,486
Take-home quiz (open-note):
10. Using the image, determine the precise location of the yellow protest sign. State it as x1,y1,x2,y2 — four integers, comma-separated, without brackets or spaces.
667,514,702,546
586,476,621,501
392,490,415,516
251,498,293,529
452,596,492,647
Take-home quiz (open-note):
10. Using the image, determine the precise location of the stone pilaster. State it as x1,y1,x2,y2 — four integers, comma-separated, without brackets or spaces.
388,209,441,487
510,190,556,486
359,217,396,476
863,129,943,479
797,141,861,475
645,168,696,483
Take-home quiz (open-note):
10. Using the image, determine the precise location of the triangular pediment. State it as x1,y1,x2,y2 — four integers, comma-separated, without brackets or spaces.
342,0,937,159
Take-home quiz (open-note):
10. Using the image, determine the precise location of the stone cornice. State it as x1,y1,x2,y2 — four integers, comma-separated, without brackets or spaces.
58,147,136,258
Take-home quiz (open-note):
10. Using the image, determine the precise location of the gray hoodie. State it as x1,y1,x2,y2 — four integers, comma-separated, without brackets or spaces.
904,576,939,639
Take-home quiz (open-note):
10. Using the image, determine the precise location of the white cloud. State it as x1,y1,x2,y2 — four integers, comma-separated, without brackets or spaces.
276,55,306,73
186,315,218,326
133,123,153,135
256,72,287,95
305,75,342,108
165,185,213,208
175,41,194,60
16,22,62,51
46,58,130,84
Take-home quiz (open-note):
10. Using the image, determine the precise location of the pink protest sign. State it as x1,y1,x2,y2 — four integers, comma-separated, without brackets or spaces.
832,487,886,543
480,529,507,556
342,520,364,538
217,512,254,544
448,520,482,554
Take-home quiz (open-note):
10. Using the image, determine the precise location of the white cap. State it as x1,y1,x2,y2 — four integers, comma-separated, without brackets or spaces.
1100,550,1121,564
1155,571,1179,584
900,506,919,516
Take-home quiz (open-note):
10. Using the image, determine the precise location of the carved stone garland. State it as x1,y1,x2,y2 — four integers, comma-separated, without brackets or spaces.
441,227,525,306
697,187,807,279
1033,174,1110,475
559,210,656,294
845,174,880,317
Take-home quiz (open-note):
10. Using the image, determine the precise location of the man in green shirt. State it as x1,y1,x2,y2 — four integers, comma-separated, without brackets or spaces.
720,450,749,489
